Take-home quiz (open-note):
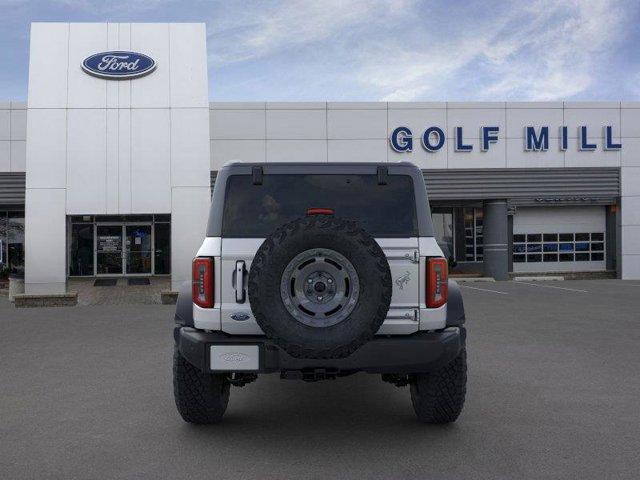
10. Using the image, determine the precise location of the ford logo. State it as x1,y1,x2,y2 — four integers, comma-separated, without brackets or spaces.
82,51,156,80
230,312,251,322
220,352,249,363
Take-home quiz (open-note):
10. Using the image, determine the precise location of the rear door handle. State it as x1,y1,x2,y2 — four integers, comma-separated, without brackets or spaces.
235,261,246,303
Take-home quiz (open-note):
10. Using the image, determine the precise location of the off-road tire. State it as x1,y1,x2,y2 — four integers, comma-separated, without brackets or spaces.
248,215,392,359
410,347,467,424
173,346,230,424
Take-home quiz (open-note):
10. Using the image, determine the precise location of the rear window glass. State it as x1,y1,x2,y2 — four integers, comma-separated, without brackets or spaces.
222,174,417,237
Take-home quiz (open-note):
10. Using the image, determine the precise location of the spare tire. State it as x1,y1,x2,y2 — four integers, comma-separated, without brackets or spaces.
248,215,392,359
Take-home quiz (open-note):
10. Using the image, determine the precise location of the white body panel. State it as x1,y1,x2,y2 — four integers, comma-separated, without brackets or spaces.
192,236,447,334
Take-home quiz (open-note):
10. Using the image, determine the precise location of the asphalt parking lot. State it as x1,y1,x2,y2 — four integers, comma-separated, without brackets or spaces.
1,279,639,480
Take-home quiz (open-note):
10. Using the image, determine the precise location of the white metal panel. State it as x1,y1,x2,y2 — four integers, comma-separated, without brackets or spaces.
0,142,9,171
28,23,68,108
621,254,640,279
66,109,107,214
564,107,620,138
195,237,222,257
24,188,66,293
267,102,325,110
506,138,565,168
621,166,640,196
328,139,387,163
117,23,132,109
130,108,171,212
169,23,208,108
10,109,27,141
171,108,211,187
387,107,447,136
621,196,640,226
266,109,326,139
117,109,132,213
447,137,507,169
211,140,266,170
130,23,170,108
505,108,563,138
514,206,605,233
106,23,119,108
105,109,118,213
67,23,108,109
622,225,640,255
447,107,506,138
219,238,262,335
171,186,211,290
327,109,387,139
0,110,10,140
564,142,620,167
266,140,327,163
10,141,26,172
621,108,640,138
25,109,67,189
621,138,640,167
210,109,266,140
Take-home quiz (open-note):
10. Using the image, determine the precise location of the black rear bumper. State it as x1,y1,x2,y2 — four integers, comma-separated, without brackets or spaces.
175,326,465,375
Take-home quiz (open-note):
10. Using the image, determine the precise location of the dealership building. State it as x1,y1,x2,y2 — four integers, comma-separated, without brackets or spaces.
1,22,640,296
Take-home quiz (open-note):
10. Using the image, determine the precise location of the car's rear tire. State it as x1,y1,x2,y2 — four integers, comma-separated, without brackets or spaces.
173,346,230,424
410,347,467,424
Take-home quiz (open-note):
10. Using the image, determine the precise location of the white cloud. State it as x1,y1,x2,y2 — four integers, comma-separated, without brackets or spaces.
208,0,413,66
357,0,627,101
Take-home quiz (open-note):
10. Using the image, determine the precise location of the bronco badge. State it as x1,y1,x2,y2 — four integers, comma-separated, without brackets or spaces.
395,271,411,290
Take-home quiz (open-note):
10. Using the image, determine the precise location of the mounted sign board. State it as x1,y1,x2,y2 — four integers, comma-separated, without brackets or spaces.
82,51,156,80
390,125,622,153
98,236,121,252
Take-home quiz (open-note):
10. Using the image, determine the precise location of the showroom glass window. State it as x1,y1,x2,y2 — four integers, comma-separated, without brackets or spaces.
0,211,25,275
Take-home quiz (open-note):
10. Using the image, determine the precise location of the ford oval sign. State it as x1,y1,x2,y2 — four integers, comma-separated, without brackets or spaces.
82,51,156,80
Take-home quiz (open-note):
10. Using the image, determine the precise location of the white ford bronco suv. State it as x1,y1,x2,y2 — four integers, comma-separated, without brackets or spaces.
173,162,467,424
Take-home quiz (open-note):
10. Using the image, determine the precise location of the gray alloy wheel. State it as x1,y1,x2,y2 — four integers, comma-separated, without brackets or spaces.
248,215,392,359
280,248,360,328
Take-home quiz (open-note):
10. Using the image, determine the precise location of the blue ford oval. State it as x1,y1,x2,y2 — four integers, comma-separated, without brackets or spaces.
82,51,156,79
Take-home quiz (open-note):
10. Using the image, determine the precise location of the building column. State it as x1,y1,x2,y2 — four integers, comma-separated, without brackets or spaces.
24,188,67,294
483,200,509,280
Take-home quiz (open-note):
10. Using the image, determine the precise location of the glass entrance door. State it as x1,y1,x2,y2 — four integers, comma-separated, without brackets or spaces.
125,225,152,275
96,225,123,275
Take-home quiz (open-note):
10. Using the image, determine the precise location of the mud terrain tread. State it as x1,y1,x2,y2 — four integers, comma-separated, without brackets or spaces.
173,346,230,424
410,348,467,424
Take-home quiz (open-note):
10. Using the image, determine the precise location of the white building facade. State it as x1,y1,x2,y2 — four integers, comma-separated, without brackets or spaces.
1,22,639,294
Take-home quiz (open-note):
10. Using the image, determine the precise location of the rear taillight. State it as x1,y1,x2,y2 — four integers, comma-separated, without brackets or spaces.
426,257,448,308
192,257,214,308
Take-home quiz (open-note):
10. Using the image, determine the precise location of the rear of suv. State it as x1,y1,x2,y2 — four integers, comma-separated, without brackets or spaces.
173,162,466,424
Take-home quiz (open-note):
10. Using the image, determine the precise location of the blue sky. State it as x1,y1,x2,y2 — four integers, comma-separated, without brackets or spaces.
1,0,639,101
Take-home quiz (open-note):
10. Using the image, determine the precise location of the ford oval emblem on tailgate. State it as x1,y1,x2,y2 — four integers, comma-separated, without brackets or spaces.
220,352,249,363
230,312,250,321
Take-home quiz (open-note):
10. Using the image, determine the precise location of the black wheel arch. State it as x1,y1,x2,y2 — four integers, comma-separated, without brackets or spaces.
174,281,194,328
446,279,465,327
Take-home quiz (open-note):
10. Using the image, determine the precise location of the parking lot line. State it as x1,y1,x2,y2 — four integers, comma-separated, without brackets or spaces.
459,285,509,295
514,281,588,293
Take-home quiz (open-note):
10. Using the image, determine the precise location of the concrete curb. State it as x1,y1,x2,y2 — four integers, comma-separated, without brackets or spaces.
160,291,178,305
14,292,78,308
514,276,565,282
454,277,496,283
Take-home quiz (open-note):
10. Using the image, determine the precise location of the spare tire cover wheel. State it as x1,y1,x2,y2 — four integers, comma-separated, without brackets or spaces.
248,216,392,359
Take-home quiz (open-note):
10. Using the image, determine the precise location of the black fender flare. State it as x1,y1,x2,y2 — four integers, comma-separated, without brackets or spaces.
446,279,465,326
174,281,194,328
